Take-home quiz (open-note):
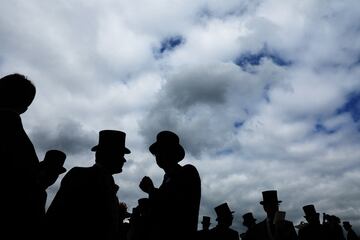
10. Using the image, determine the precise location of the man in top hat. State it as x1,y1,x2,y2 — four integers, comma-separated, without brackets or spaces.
45,130,130,240
196,216,212,240
342,221,359,240
139,130,201,240
209,203,239,240
247,190,297,240
240,212,257,240
0,73,44,239
298,204,327,240
38,150,67,211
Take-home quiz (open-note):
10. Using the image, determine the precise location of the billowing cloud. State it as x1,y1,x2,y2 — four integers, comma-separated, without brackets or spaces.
1,0,360,234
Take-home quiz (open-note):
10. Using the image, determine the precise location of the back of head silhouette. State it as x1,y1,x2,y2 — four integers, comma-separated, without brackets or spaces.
0,73,36,114
92,130,131,174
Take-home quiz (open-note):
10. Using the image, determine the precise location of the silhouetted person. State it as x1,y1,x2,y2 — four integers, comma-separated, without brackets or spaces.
45,130,130,240
247,190,297,240
298,204,327,240
196,216,212,240
240,212,257,240
118,201,131,240
343,221,359,240
127,198,151,240
323,214,346,240
139,130,201,240
0,73,44,239
209,203,239,240
39,150,67,210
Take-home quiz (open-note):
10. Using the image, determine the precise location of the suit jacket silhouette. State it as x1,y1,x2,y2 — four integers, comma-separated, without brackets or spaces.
0,110,43,239
248,218,298,240
298,223,327,240
45,164,121,240
147,164,201,240
209,225,240,240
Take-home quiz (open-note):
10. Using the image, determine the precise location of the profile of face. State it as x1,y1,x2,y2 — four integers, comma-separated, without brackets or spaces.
96,149,126,174
263,203,279,219
154,150,176,170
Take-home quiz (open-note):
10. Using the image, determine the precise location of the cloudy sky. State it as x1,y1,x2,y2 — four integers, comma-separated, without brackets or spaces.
1,0,360,233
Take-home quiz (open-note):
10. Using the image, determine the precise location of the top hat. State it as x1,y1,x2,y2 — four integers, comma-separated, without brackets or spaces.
39,150,67,174
242,212,257,224
201,216,211,224
302,204,318,217
260,190,282,205
214,203,234,219
91,130,131,154
149,131,185,162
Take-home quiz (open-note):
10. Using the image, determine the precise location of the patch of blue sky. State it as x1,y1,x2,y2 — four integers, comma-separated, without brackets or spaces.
234,121,244,128
153,36,184,59
336,92,360,122
313,122,337,135
234,45,292,69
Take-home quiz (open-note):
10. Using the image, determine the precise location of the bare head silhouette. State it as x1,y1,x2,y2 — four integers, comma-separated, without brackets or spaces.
0,73,36,114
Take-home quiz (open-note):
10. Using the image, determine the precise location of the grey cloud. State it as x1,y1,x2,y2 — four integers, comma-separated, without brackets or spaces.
30,118,96,156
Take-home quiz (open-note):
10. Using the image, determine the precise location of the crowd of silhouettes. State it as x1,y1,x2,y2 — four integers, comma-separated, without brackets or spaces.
1,72,359,240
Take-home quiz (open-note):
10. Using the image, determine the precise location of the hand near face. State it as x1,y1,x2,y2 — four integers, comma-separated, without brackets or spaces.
139,176,155,194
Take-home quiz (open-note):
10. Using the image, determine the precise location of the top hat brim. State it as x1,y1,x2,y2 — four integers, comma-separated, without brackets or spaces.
91,145,131,154
260,200,282,205
149,142,185,161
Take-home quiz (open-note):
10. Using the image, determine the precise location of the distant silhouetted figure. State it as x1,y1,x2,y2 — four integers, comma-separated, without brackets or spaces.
0,73,44,239
343,221,359,240
323,214,346,240
209,203,239,240
139,130,201,240
196,216,212,240
247,190,298,240
45,130,130,240
127,198,151,240
39,150,67,210
240,212,257,240
117,201,131,240
298,204,327,240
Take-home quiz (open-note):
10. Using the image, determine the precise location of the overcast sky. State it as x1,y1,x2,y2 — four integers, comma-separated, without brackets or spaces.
1,0,360,233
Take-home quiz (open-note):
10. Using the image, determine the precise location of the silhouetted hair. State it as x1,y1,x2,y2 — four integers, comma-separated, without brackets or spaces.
0,73,36,111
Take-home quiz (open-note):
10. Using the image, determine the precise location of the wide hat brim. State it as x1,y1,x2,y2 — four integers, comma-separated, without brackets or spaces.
91,145,131,154
260,200,282,205
149,142,185,161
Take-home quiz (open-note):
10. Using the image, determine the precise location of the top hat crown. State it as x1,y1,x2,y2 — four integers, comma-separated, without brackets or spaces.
149,130,185,161
242,212,257,224
214,203,234,219
40,149,67,174
260,190,282,205
91,130,130,154
302,204,318,217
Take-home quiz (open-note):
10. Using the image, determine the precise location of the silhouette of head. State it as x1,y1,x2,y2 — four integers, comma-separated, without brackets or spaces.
201,216,211,230
92,130,131,174
149,131,185,170
118,202,131,221
260,190,281,219
302,205,320,224
343,221,352,231
0,73,36,114
39,150,67,188
214,203,234,227
242,212,257,228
